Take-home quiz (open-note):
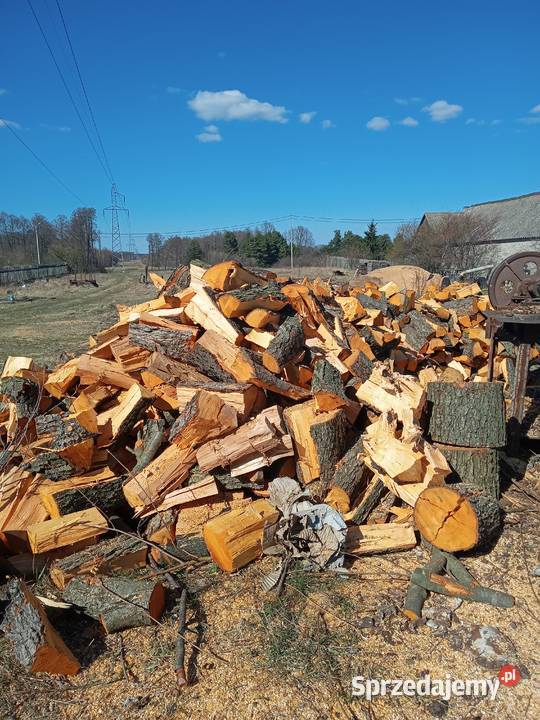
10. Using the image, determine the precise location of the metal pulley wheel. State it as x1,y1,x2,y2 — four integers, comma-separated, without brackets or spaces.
487,251,540,308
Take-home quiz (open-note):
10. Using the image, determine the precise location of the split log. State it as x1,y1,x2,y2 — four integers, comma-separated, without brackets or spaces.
40,475,127,518
1,356,34,378
0,468,50,552
196,406,293,476
344,349,374,383
131,418,166,474
262,316,304,374
96,383,152,446
184,286,244,345
401,310,435,352
76,355,139,390
349,475,387,524
0,376,39,419
159,264,190,297
324,438,367,513
0,579,80,675
201,260,265,292
414,484,501,552
176,381,264,420
203,498,279,572
123,443,196,510
62,576,165,633
427,381,506,447
346,523,416,556
435,443,500,498
128,320,198,359
169,390,238,448
283,400,322,483
244,308,280,329
356,365,426,423
27,507,109,554
49,416,95,472
43,359,79,398
310,409,348,488
24,452,75,481
217,283,288,318
50,535,147,589
143,352,211,386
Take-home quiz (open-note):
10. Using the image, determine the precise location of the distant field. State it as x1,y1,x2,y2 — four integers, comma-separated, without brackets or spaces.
0,266,158,369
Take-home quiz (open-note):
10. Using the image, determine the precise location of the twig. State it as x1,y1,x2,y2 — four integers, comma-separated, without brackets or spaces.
176,588,188,689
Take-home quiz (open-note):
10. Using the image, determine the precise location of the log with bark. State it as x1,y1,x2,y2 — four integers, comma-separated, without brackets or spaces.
324,438,367,513
0,376,39,419
435,443,500,498
128,319,198,360
62,575,166,633
176,381,264,420
201,260,265,292
40,475,127,518
401,310,435,352
159,264,190,297
427,381,506,448
0,579,80,674
169,390,238,448
262,316,304,374
50,534,147,589
414,483,501,552
217,283,288,318
310,408,348,488
27,507,109,554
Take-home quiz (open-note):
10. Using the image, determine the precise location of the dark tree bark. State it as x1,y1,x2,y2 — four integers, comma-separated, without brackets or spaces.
129,323,196,360
160,264,190,297
310,409,348,487
262,316,304,374
427,381,506,448
435,443,500,498
218,282,288,318
25,452,75,480
52,476,128,517
327,438,366,499
401,310,434,352
311,359,346,399
132,419,166,474
63,576,166,633
0,376,39,418
183,345,236,383
350,475,387,525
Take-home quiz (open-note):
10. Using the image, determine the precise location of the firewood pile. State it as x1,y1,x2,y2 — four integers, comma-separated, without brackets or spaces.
0,259,529,676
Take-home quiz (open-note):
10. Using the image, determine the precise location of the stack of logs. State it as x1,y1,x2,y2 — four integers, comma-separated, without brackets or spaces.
0,259,529,674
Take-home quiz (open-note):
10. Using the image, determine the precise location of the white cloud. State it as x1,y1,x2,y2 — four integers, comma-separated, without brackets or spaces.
321,119,335,129
0,88,7,96
530,104,540,114
394,96,421,105
0,118,20,129
422,99,463,122
299,111,316,124
188,89,288,123
166,86,183,94
465,118,476,125
366,116,390,131
399,116,418,127
518,116,540,125
196,124,223,142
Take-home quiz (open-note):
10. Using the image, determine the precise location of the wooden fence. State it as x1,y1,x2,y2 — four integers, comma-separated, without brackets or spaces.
0,263,68,286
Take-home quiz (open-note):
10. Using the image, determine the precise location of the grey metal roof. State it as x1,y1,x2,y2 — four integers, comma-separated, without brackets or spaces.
420,192,540,242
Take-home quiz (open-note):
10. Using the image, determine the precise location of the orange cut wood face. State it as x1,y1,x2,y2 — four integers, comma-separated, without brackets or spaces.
414,486,478,552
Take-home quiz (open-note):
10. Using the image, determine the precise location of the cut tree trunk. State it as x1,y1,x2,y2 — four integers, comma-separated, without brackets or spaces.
50,535,147,589
262,316,304,374
40,475,127,518
169,389,238,449
435,443,500,498
427,381,506,448
62,576,165,633
414,483,501,552
128,321,198,360
0,579,80,675
401,310,435,352
203,498,279,572
202,260,265,292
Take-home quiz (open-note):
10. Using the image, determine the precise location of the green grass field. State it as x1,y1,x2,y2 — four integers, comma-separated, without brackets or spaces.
0,266,159,369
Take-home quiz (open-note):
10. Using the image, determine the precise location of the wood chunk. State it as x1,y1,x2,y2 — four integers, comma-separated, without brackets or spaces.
76,355,139,390
143,351,210,386
244,308,280,329
128,319,198,359
325,438,367,513
364,424,424,484
218,283,288,318
50,535,147,589
96,383,152,446
62,576,165,633
197,406,293,476
281,283,327,330
151,475,221,513
49,416,95,472
40,475,126,518
335,296,366,322
427,381,506,448
344,349,374,383
159,264,190,297
169,390,238,448
203,498,279,572
356,364,426,423
176,381,263,420
401,310,435,352
0,579,80,675
25,452,75,481
1,356,34,378
244,329,275,349
27,507,108,554
349,475,387,524
0,376,39,419
123,443,196,510
201,261,265,291
346,523,416,556
415,483,501,552
43,359,79,398
434,444,500,498
262,316,304,374
110,337,152,371
184,286,244,345
0,468,51,552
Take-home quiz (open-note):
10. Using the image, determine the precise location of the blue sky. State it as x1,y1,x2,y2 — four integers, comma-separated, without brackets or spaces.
1,0,539,250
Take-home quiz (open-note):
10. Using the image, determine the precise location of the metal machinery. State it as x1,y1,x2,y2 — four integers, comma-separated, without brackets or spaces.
486,251,540,449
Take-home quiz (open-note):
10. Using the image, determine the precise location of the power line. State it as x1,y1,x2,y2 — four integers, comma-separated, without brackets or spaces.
26,0,113,183
0,119,85,204
54,0,115,183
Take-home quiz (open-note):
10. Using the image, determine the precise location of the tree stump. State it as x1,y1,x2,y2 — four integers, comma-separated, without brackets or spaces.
435,443,500,498
427,381,506,448
414,483,501,552
0,579,80,674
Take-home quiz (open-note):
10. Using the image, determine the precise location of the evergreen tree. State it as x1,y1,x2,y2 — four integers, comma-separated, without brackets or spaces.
328,229,342,253
188,239,204,261
223,230,238,255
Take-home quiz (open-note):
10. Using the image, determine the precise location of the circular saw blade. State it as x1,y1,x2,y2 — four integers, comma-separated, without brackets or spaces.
487,251,540,308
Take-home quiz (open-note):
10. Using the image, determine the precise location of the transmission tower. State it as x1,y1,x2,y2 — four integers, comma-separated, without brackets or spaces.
103,183,129,266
